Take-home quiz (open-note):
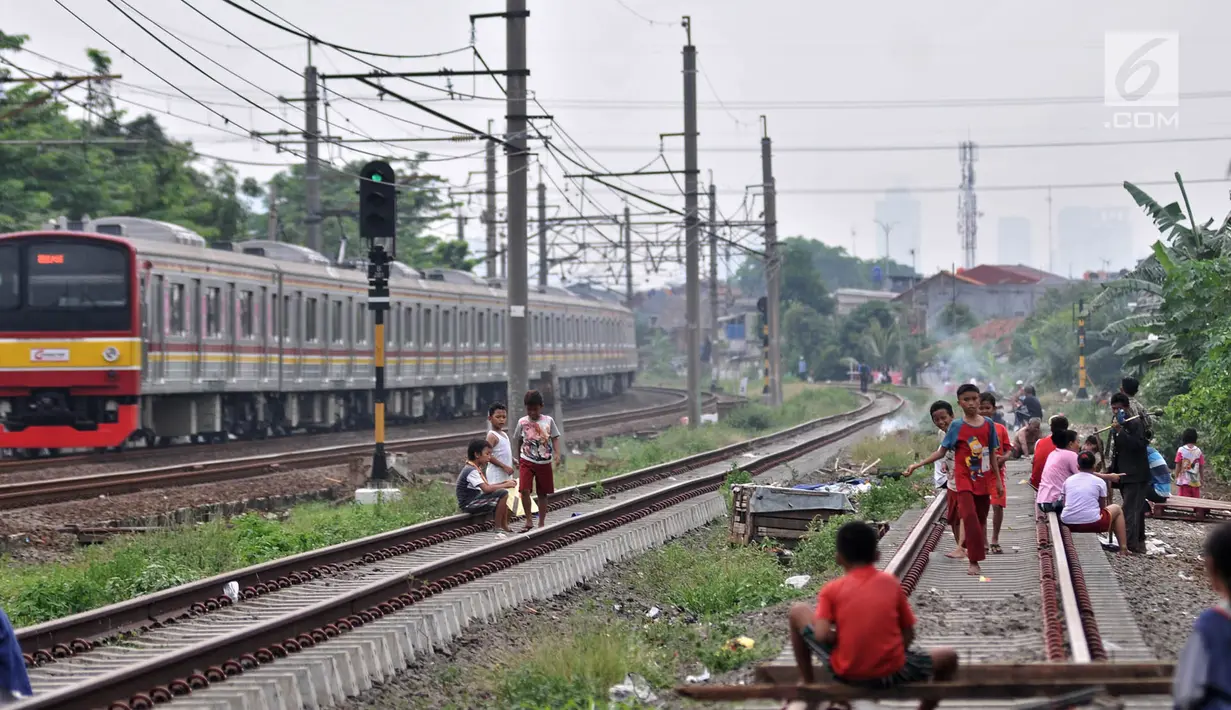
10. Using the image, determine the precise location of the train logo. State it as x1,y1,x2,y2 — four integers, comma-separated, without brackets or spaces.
29,348,69,362
102,347,121,363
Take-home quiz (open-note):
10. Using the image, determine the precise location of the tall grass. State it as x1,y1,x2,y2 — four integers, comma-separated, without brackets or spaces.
0,484,457,627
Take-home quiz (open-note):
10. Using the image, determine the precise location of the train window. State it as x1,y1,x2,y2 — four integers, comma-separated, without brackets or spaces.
403,305,414,345
493,312,502,346
0,244,16,311
477,312,486,346
442,308,453,345
305,297,319,342
169,283,186,334
205,287,222,337
356,304,367,344
239,291,255,338
460,311,469,345
532,314,539,345
331,301,343,343
422,307,433,345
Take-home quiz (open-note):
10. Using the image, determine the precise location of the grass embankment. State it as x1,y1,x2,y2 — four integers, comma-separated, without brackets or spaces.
0,385,860,629
554,386,860,488
494,431,932,709
0,487,458,627
493,526,804,709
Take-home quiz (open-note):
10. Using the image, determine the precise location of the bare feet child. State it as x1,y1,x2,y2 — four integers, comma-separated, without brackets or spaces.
927,400,965,560
786,521,957,710
485,402,516,532
979,392,1011,555
906,384,1003,576
512,390,560,532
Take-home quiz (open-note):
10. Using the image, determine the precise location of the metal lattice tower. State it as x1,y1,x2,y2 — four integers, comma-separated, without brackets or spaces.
957,141,978,269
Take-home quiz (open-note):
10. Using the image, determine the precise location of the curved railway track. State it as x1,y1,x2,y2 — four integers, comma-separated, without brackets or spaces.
12,389,902,710
0,387,711,510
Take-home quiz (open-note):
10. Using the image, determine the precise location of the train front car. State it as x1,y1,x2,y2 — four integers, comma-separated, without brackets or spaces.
0,231,141,452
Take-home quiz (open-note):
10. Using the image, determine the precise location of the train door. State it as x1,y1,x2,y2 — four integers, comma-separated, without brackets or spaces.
228,284,239,380
442,305,455,378
259,286,269,382
192,278,204,380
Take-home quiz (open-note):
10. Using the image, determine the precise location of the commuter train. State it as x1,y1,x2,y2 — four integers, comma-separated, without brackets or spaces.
0,217,637,452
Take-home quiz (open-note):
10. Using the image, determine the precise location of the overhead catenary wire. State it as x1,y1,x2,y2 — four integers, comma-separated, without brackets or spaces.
216,0,474,60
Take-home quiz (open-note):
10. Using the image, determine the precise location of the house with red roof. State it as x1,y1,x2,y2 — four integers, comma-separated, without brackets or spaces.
894,264,1068,336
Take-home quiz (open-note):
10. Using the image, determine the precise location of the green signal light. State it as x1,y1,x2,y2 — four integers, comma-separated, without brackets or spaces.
370,174,383,182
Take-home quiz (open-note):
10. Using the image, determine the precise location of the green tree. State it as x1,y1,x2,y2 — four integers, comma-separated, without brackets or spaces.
782,303,844,380
937,302,978,332
268,157,468,268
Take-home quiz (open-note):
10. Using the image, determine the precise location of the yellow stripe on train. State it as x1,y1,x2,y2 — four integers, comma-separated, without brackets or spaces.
0,338,142,369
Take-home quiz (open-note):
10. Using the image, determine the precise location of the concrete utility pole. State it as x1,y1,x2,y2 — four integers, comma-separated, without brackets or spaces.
761,116,782,407
708,181,719,391
537,181,548,288
485,127,498,279
457,212,465,245
683,18,702,429
623,203,634,307
304,65,323,253
267,182,279,242
506,0,530,405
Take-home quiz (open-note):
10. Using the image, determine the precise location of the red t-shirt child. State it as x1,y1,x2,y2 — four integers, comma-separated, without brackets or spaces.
940,418,999,496
815,565,916,680
1030,435,1057,490
991,421,1011,507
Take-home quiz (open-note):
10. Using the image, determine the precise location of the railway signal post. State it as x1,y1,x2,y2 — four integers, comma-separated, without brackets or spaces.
359,161,397,496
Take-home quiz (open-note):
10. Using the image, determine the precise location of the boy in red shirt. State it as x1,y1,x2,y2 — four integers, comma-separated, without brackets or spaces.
906,384,1003,576
787,521,957,710
979,391,1011,555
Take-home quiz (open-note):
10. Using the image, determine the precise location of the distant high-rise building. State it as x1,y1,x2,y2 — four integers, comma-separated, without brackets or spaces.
874,189,922,272
997,217,1032,266
1054,206,1132,277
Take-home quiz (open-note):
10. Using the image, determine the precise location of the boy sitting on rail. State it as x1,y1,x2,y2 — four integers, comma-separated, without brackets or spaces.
455,439,516,532
786,521,958,710
1174,522,1231,709
905,383,1003,576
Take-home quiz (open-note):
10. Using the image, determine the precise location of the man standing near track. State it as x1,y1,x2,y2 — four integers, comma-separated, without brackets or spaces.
1109,393,1150,554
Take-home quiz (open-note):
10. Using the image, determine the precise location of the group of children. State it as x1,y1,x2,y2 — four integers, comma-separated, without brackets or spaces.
785,380,1228,709
454,390,561,533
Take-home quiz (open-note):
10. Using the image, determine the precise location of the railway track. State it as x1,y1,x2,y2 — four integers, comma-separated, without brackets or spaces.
0,387,708,510
0,387,692,475
748,460,1173,708
11,390,902,710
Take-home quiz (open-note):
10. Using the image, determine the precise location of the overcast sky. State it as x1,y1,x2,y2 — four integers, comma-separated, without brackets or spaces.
6,1,1230,289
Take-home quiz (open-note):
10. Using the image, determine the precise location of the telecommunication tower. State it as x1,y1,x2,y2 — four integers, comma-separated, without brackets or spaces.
958,141,979,269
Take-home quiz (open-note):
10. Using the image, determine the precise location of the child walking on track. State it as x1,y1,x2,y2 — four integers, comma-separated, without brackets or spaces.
905,384,1003,576
786,521,958,710
979,392,1011,555
513,390,561,532
1177,428,1205,499
928,400,964,558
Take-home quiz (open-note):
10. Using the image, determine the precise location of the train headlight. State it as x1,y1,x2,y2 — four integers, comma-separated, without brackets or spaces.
105,400,118,413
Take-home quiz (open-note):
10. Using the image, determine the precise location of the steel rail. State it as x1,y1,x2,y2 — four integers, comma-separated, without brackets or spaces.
11,391,903,710
0,387,691,474
17,391,877,658
0,389,707,510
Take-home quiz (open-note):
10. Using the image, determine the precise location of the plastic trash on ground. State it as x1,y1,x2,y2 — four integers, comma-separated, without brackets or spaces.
646,605,661,619
726,636,755,651
783,575,811,589
223,581,240,603
685,667,711,684
609,673,658,703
